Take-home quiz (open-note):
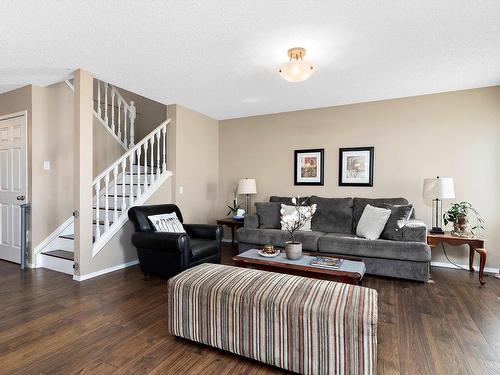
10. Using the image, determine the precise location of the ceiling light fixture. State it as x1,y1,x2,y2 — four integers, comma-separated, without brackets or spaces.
278,47,314,82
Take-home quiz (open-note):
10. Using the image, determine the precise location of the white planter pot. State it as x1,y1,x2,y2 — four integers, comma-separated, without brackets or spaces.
285,242,303,260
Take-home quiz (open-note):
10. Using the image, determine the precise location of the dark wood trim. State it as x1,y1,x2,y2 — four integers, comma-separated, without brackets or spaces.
338,146,374,187
294,148,325,186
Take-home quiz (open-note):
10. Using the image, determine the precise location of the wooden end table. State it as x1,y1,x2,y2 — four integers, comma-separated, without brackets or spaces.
427,232,487,285
216,217,244,248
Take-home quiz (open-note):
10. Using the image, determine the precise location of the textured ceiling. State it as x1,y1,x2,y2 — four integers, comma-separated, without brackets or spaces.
1,1,500,119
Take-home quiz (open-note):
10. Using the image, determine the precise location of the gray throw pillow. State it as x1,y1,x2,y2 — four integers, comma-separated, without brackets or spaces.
255,202,281,229
381,204,413,241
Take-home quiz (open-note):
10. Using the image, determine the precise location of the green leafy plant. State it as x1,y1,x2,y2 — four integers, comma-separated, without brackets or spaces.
443,202,484,235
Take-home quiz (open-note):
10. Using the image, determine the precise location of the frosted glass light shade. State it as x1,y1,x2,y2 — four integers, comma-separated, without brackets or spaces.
237,178,257,195
422,177,455,199
278,60,315,82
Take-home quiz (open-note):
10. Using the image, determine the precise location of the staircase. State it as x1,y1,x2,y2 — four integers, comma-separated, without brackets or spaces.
36,78,171,275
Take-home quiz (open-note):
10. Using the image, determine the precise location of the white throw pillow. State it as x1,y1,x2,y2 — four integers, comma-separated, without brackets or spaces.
280,204,316,232
148,212,185,233
356,204,391,240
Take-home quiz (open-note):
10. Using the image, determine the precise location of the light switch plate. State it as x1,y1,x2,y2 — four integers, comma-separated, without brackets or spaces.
179,186,184,194
43,161,50,170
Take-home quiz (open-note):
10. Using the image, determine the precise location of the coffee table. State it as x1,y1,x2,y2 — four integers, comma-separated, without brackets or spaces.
233,249,366,285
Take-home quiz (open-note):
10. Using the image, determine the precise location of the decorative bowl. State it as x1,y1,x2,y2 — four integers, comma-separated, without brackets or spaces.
258,249,280,258
232,215,244,221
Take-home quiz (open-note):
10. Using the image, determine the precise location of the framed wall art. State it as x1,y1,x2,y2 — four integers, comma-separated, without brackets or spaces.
339,147,374,186
294,148,324,186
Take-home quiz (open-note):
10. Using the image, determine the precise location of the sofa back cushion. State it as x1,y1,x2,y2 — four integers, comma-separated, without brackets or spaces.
309,196,353,234
255,202,281,229
352,198,409,233
270,196,310,206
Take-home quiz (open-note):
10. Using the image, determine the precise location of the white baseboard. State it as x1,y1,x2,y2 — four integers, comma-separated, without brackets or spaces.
73,259,139,281
431,261,499,274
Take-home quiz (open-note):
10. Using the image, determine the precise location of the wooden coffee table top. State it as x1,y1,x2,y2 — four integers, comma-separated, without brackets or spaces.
233,249,366,285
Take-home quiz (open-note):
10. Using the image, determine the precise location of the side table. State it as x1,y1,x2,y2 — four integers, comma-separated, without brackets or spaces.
427,232,487,285
216,217,244,248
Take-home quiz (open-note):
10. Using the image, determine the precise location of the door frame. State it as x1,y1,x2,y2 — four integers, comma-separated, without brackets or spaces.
0,110,29,264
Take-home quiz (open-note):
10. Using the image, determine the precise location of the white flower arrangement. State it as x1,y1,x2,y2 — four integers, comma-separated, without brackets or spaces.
280,197,317,243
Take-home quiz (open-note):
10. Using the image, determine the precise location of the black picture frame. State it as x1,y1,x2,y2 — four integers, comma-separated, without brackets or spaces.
294,148,324,186
338,147,374,187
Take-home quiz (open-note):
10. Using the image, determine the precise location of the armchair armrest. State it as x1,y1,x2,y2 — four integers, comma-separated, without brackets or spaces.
244,214,259,229
183,224,223,241
402,219,427,243
131,232,189,252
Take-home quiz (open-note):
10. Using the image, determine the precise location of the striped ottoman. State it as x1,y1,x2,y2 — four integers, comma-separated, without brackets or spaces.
168,263,378,375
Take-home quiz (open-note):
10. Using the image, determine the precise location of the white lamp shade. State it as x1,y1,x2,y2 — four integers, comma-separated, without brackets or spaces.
237,178,257,195
422,177,455,199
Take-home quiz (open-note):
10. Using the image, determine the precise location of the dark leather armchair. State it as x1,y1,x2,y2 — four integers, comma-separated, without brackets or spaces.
128,204,223,278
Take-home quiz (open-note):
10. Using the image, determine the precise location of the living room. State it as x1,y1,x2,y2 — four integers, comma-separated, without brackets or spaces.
1,1,500,374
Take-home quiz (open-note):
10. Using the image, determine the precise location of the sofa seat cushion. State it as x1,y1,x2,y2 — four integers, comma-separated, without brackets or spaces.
237,228,325,251
309,196,353,234
318,233,431,262
352,198,409,233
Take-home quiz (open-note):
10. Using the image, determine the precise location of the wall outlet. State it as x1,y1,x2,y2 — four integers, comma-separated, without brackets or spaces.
43,161,50,170
179,186,184,194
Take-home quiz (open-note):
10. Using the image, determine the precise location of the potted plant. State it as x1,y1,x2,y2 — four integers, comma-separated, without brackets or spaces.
280,197,317,260
443,201,485,236
226,190,241,217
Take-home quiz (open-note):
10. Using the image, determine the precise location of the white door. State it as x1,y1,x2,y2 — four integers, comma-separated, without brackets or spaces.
0,113,26,264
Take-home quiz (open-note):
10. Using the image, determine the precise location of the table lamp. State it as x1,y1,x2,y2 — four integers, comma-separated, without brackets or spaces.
423,176,455,234
237,178,257,214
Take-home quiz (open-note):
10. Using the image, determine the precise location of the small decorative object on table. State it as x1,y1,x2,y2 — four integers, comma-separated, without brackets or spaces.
443,201,484,237
310,256,343,269
259,244,280,258
280,197,317,260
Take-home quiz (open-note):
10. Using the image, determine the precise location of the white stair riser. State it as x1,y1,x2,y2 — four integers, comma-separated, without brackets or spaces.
37,253,74,275
94,209,123,221
131,165,155,173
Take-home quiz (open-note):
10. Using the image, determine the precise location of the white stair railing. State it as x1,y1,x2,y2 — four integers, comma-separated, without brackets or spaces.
92,119,170,255
94,79,136,149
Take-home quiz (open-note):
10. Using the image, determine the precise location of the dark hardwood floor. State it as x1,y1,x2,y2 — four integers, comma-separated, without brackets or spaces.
1,244,499,374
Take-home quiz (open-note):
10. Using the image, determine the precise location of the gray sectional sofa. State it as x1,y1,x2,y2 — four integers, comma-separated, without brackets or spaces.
237,196,431,282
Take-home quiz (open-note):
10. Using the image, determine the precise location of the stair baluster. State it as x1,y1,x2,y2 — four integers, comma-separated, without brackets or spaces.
128,153,134,206
136,148,142,198
111,88,115,133
95,180,101,241
117,100,122,140
97,80,101,117
143,142,148,191
156,132,161,176
121,159,127,212
113,166,119,223
104,173,110,231
150,137,155,185
123,106,128,146
104,83,108,124
162,127,167,172
129,101,136,147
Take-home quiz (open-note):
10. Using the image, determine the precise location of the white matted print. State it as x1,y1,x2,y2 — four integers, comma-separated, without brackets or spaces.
294,149,324,185
339,147,374,186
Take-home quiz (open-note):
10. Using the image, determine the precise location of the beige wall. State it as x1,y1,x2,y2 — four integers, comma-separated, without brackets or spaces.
167,104,219,224
219,86,500,270
31,83,74,247
93,116,125,178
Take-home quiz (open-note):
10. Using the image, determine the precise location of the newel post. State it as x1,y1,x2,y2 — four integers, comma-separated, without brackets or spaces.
129,101,136,147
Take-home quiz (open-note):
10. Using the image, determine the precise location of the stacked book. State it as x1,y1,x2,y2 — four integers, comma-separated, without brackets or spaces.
310,256,343,269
